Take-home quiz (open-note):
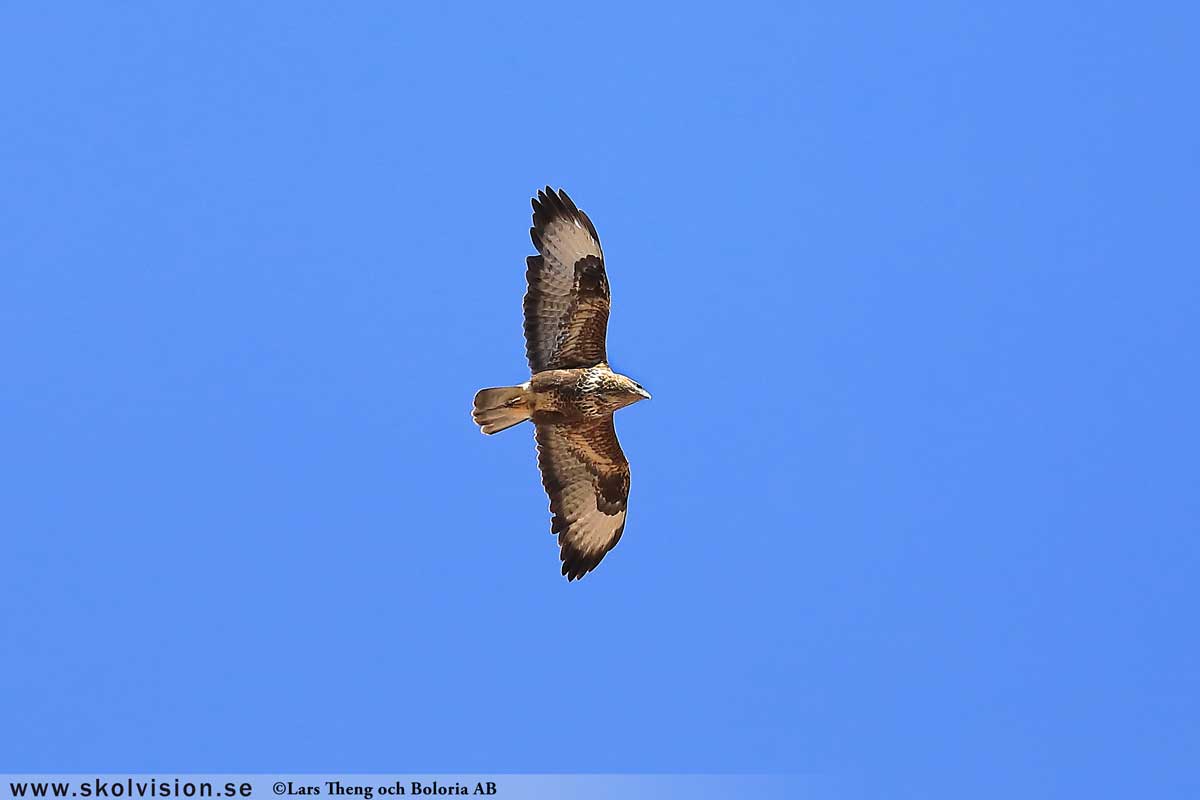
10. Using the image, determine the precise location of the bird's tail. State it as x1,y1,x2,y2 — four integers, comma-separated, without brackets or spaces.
472,384,532,434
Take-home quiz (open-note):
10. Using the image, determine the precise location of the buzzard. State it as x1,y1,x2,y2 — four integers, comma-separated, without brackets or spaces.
472,187,651,581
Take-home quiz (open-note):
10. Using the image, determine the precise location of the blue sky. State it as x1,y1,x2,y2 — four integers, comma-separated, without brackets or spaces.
2,3,1197,798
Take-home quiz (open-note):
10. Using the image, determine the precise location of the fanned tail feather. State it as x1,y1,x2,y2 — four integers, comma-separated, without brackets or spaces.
472,385,531,434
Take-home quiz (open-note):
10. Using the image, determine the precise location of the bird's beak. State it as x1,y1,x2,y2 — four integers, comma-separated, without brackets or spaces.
637,386,652,401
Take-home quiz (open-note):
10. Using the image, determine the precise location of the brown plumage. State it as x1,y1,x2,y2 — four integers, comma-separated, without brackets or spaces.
472,188,651,581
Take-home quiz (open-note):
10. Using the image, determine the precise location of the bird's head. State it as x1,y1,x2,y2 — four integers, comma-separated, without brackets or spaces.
609,373,652,408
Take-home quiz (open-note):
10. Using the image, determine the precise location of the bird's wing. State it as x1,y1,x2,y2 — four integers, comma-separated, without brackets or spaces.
524,187,611,372
535,416,630,580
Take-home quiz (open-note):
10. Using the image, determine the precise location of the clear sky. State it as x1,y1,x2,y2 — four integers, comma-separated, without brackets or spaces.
2,3,1197,798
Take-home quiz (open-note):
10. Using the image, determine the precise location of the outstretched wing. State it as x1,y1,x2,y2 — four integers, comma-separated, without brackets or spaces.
524,187,611,373
534,416,630,580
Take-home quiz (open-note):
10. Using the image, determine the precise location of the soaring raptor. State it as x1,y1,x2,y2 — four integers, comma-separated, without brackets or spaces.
472,187,651,581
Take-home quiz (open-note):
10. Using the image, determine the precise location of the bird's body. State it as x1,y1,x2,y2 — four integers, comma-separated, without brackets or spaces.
473,364,645,431
472,188,650,581
529,365,647,423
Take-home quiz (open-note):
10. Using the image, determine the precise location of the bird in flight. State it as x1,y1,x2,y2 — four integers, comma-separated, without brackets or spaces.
472,187,651,581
